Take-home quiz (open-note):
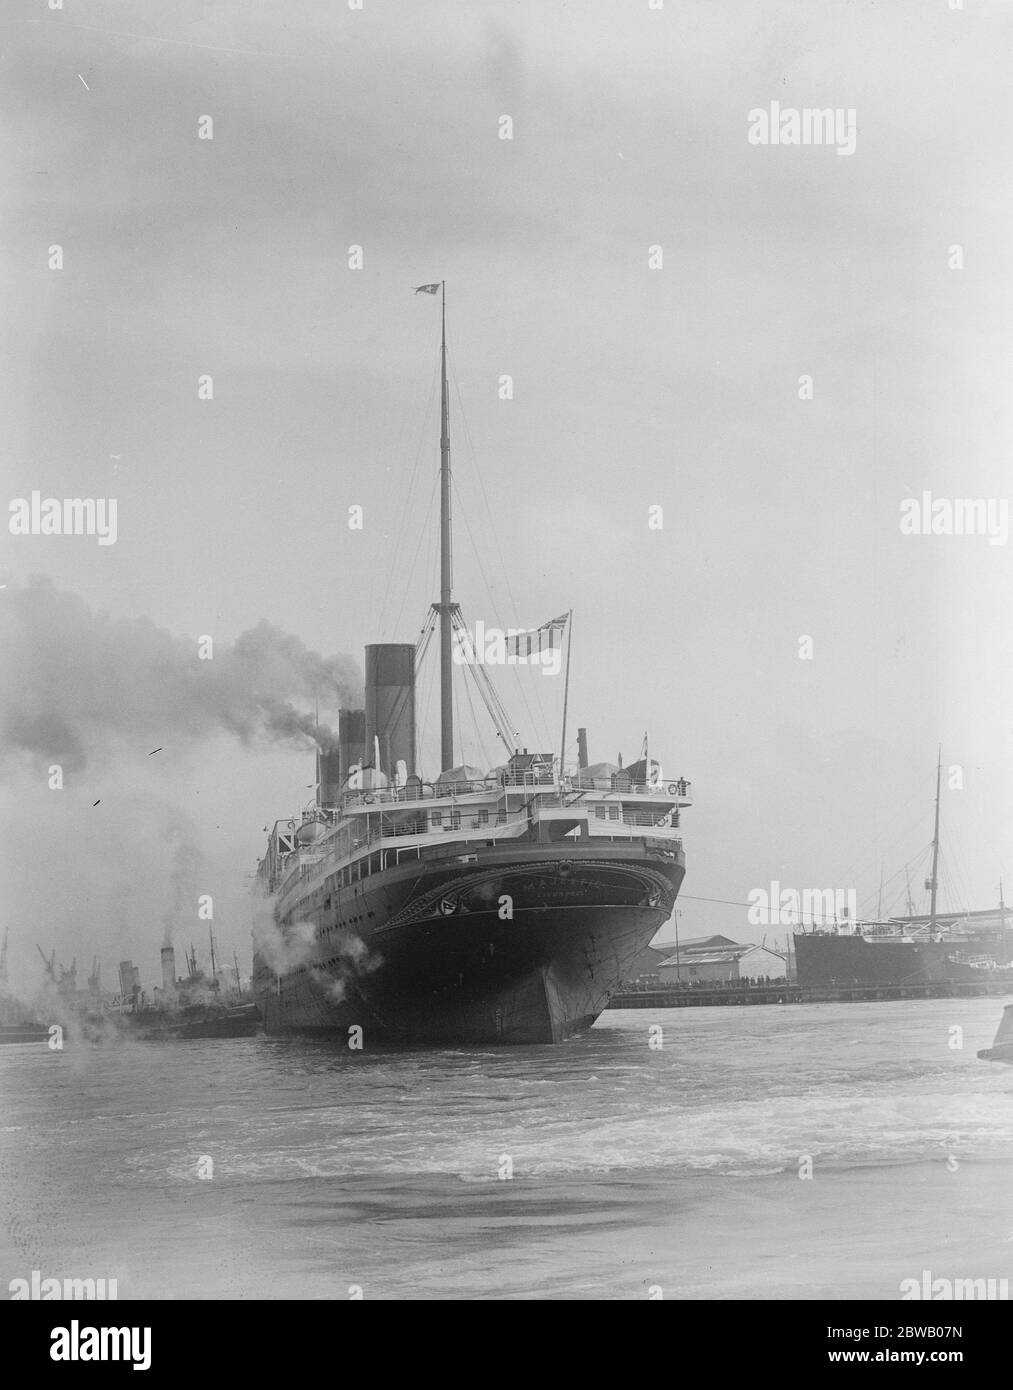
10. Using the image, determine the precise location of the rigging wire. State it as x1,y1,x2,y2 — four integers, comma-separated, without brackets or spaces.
449,475,548,752
675,892,857,926
855,846,931,918
407,318,559,766
415,638,439,778
448,360,553,752
452,672,463,769
390,468,439,639
410,504,444,771
449,354,538,634
943,831,976,913
452,610,515,754
467,624,520,750
377,354,441,639
838,785,937,904
878,853,929,919
414,607,437,667
938,856,968,918
474,666,519,753
461,659,491,770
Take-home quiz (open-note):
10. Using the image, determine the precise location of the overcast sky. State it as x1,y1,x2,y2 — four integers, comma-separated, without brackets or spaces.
2,0,1011,984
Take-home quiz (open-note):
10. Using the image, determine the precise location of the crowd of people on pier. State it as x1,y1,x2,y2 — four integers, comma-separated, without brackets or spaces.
622,975,789,992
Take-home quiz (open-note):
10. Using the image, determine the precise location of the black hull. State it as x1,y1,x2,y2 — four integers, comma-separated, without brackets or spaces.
118,1004,260,1040
255,841,684,1044
795,932,1013,988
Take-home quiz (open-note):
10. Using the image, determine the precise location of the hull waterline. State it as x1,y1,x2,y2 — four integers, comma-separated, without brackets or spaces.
255,842,684,1044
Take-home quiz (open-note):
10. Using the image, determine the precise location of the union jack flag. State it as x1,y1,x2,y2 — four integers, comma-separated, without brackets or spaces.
504,614,569,657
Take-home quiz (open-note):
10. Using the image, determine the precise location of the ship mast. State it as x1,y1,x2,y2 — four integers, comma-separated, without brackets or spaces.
928,747,942,932
438,281,454,772
876,864,884,922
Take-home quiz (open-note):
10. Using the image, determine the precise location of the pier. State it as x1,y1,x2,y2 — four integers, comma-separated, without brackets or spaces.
608,979,1013,1008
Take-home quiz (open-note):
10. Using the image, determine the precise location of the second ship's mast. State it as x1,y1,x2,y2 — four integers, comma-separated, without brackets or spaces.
438,281,454,772
928,747,942,932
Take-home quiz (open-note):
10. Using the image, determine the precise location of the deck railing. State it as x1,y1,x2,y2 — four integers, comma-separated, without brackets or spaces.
273,801,682,902
329,772,692,812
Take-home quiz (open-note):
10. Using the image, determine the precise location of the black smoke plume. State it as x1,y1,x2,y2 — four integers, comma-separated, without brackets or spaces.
0,576,361,771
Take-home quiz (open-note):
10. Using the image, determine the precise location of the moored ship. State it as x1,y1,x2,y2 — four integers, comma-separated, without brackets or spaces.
795,754,1012,990
794,907,1013,990
252,287,692,1043
2,934,258,1043
110,944,258,1040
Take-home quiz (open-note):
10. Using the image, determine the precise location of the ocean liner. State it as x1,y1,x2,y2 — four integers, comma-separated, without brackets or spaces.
252,285,691,1043
795,754,1012,989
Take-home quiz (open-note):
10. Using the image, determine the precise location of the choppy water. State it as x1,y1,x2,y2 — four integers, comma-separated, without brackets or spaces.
2,999,1012,1299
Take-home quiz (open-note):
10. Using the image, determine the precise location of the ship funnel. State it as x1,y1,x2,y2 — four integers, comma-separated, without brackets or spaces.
318,749,342,808
577,728,589,769
319,708,368,807
160,946,176,996
337,709,366,789
364,644,416,779
118,960,140,1001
